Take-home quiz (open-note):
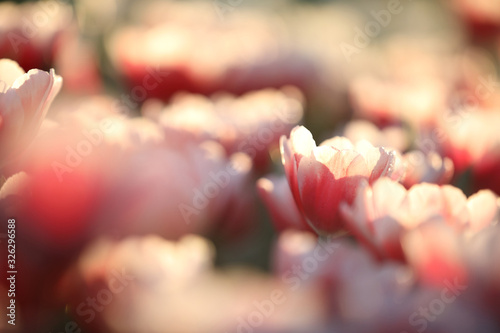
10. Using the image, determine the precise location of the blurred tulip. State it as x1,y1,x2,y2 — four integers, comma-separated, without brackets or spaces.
440,111,500,172
149,86,304,172
52,26,102,94
439,110,500,194
447,0,500,40
400,222,500,330
272,229,498,333
0,170,99,331
403,222,470,290
402,150,455,188
271,229,374,294
350,75,448,128
107,1,315,101
335,255,494,333
335,263,418,333
0,96,258,330
339,120,410,153
60,234,327,333
5,95,256,243
0,1,73,71
0,58,62,167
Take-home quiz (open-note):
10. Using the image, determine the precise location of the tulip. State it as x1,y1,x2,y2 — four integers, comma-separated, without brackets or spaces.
153,87,304,172
341,178,500,261
0,58,62,167
59,234,327,333
280,126,405,235
107,1,314,101
402,150,454,188
257,175,312,232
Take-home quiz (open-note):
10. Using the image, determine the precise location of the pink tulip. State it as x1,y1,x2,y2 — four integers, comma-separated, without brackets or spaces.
447,0,500,39
59,234,327,333
439,111,498,172
341,178,499,261
280,126,405,235
402,150,455,188
0,59,62,166
151,87,304,172
0,2,72,71
6,99,255,243
53,26,102,94
272,229,493,333
340,120,410,153
257,175,312,232
402,222,500,324
349,75,448,128
438,111,500,194
107,1,314,101
402,223,468,288
271,229,374,292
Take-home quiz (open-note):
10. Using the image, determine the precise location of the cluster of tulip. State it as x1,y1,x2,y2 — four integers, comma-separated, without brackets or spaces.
1,0,500,332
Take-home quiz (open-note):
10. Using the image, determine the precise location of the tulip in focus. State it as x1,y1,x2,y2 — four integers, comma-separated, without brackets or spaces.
280,126,405,235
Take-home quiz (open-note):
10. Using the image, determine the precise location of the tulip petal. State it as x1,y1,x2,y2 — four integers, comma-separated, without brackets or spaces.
441,185,468,229
371,178,407,218
320,136,353,149
0,65,62,164
289,125,316,158
0,58,25,87
467,190,499,232
257,176,311,232
280,126,316,212
297,146,368,233
400,183,443,228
